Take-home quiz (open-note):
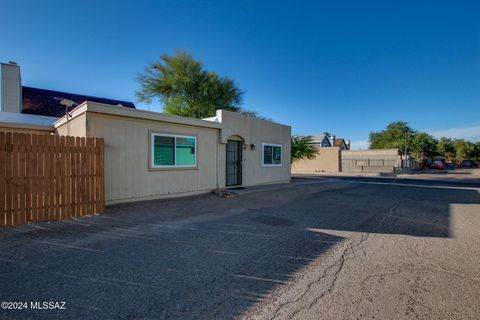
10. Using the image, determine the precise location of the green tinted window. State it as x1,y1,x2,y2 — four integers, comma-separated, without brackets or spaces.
272,146,282,164
152,134,196,167
154,136,174,166
263,145,273,165
175,137,196,166
263,144,282,166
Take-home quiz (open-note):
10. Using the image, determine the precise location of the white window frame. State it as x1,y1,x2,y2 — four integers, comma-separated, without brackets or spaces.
262,143,283,167
150,133,197,169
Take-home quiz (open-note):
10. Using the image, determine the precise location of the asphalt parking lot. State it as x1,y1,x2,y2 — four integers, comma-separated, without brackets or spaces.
1,170,480,319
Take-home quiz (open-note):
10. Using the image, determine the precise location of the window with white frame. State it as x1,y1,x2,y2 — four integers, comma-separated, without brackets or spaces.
151,133,196,168
262,143,282,166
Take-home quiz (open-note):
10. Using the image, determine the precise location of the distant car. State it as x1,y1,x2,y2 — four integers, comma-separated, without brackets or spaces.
430,161,446,170
446,162,456,170
459,160,474,168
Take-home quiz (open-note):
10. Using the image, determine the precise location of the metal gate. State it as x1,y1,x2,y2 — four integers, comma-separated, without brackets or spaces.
226,140,242,187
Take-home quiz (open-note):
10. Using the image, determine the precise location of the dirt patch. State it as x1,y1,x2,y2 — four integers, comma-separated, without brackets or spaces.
212,189,239,199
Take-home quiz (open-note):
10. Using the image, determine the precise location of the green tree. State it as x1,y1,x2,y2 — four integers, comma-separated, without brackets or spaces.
369,121,413,155
474,142,480,161
409,132,437,161
291,135,318,163
136,51,243,119
453,139,476,161
437,137,456,160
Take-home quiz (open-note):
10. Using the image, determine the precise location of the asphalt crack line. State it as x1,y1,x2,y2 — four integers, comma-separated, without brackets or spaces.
267,233,370,320
419,264,480,283
355,263,412,309
305,233,370,317
405,246,480,283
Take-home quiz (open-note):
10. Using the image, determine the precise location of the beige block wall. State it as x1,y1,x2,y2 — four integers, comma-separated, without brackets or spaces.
86,112,220,204
341,149,400,158
340,149,401,173
216,110,291,187
341,149,401,166
291,147,340,173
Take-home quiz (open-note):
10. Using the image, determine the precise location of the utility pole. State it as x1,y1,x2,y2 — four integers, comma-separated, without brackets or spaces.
404,129,409,169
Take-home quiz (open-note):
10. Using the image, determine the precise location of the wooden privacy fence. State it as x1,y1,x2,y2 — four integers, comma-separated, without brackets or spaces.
0,132,104,227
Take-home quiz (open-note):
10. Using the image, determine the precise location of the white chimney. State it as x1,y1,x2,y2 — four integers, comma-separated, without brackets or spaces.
1,62,22,113
346,139,351,150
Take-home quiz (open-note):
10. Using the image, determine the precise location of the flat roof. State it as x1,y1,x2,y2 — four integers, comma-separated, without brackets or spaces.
0,111,56,131
54,101,223,129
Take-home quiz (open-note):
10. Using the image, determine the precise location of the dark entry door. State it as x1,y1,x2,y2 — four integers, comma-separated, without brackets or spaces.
226,140,242,186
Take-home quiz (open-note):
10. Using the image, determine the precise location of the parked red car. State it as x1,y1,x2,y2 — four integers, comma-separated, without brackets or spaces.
430,161,446,170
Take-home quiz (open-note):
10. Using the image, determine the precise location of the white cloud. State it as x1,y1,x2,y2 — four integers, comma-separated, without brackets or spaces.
430,125,480,141
350,139,369,150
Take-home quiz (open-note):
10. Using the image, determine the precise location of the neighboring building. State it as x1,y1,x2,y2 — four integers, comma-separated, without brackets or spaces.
0,62,291,205
293,133,350,173
294,133,404,174
309,133,350,150
311,134,332,148
1,61,135,132
332,137,350,150
22,86,135,117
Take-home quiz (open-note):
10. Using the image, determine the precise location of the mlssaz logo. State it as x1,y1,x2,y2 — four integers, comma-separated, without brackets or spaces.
30,302,66,310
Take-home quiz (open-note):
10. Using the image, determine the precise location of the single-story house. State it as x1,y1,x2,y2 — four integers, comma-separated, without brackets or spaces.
0,62,291,205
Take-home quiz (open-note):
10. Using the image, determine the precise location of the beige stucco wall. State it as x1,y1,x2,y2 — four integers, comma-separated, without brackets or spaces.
54,113,87,137
291,147,340,173
214,110,291,187
87,112,220,204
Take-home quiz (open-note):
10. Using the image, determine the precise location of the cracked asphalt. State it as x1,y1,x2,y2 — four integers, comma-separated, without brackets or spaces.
1,170,480,319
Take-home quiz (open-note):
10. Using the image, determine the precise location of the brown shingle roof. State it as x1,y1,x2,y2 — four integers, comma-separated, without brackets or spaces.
334,139,345,147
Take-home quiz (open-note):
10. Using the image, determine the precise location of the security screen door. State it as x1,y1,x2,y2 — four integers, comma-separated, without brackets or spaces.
226,140,242,186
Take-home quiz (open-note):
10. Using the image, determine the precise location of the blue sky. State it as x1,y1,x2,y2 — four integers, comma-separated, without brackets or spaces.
1,0,479,148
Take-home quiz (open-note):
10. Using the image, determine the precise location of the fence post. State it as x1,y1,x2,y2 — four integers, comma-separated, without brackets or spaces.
0,132,5,226
98,138,105,213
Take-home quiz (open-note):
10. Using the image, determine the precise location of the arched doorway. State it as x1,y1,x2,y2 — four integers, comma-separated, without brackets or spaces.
226,135,243,186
